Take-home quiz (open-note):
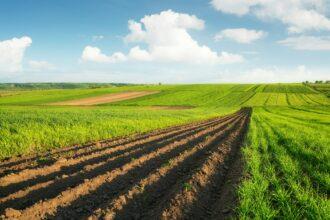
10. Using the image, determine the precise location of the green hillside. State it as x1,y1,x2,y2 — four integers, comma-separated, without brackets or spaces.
0,83,328,159
114,84,328,107
1,83,328,107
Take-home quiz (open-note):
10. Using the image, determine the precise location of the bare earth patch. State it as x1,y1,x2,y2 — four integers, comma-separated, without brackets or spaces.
49,91,159,106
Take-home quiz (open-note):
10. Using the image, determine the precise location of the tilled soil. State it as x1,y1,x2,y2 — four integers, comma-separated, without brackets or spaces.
49,91,159,106
0,108,251,220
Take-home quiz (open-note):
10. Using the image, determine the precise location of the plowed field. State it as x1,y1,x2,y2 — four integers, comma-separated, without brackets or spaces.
0,108,251,220
49,91,159,106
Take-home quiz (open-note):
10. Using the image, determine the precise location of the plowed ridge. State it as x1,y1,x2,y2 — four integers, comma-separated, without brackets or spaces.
0,108,251,220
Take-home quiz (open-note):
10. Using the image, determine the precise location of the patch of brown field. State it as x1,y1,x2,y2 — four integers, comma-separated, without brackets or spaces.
0,92,20,98
0,108,251,220
148,105,195,110
49,91,159,106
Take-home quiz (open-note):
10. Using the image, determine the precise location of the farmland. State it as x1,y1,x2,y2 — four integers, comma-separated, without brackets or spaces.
306,83,330,97
239,106,329,219
0,83,329,219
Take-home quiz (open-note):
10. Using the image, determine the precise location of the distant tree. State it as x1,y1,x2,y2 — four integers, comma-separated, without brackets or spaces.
158,82,162,85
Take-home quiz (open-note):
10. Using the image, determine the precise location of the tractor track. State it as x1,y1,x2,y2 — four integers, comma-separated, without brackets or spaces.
0,108,251,220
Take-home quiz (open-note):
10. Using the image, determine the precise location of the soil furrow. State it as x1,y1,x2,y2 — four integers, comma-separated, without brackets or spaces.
52,116,244,219
155,110,248,219
0,112,243,219
111,113,248,220
89,116,245,220
0,116,240,210
0,108,251,220
164,113,250,220
0,113,238,197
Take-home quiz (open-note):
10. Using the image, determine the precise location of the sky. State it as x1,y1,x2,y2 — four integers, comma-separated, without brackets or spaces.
0,0,329,83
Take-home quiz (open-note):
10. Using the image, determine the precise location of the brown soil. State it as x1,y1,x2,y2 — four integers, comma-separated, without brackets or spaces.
0,108,251,220
49,91,159,106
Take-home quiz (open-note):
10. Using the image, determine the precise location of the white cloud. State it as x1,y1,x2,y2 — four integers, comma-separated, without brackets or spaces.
81,46,126,63
28,60,55,71
81,10,243,65
92,35,104,41
210,0,330,33
211,0,256,16
217,65,328,83
215,28,266,43
124,10,243,64
124,20,147,43
278,35,330,50
128,46,153,61
0,36,32,73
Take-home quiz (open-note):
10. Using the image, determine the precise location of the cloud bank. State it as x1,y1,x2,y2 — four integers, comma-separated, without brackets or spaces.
211,0,330,33
278,35,330,50
216,65,329,83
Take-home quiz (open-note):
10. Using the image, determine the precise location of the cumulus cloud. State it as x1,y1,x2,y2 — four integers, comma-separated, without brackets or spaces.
0,36,32,73
278,35,330,50
124,21,147,43
28,60,55,71
124,10,243,64
217,65,328,83
215,28,266,43
210,0,330,33
82,10,243,65
81,46,126,63
128,46,153,61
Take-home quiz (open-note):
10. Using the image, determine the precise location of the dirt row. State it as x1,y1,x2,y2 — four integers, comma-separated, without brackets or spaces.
0,108,251,219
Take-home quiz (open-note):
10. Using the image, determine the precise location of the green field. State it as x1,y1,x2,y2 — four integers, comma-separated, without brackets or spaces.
0,105,234,158
0,83,329,159
307,83,330,97
239,106,329,219
0,83,329,218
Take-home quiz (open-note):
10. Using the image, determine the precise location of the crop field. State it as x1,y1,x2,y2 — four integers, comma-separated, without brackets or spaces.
307,83,330,97
239,106,329,219
0,83,329,219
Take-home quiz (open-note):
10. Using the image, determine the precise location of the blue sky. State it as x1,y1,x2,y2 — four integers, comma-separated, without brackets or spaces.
0,0,329,83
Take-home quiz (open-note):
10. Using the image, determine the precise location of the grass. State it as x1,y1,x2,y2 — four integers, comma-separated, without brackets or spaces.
238,106,330,219
0,105,236,159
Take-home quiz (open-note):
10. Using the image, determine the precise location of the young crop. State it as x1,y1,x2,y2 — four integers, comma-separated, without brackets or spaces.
0,83,328,159
238,106,329,219
183,183,193,191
